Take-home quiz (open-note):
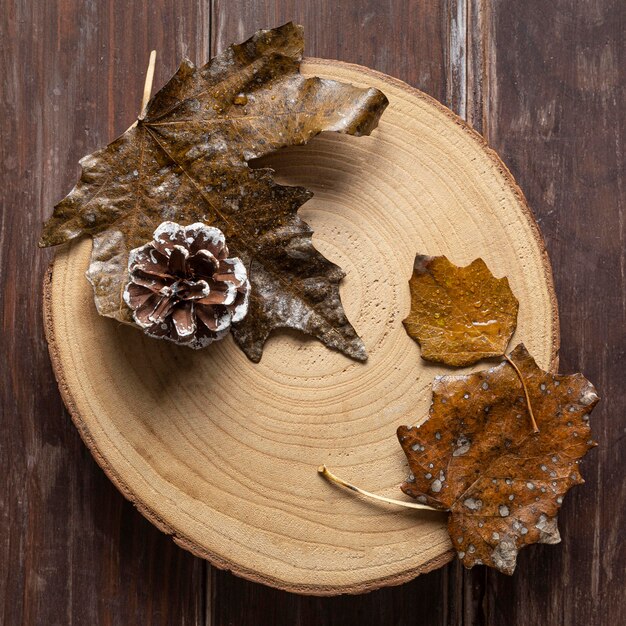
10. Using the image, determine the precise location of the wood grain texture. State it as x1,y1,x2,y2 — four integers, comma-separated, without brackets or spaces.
211,1,450,103
44,57,558,596
1,2,208,624
210,1,624,624
2,0,624,623
209,3,461,621
474,1,626,624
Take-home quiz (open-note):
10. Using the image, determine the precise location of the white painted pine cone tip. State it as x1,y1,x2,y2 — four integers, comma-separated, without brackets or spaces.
123,222,250,348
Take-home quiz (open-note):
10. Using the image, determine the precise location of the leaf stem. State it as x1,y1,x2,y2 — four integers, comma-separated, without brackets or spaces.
317,465,439,511
504,354,539,433
139,50,157,119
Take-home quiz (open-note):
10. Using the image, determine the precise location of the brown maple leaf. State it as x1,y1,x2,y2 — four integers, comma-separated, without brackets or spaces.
397,344,598,574
39,23,388,362
403,255,519,367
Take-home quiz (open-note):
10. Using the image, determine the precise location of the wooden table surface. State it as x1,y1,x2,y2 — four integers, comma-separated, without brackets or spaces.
2,1,623,624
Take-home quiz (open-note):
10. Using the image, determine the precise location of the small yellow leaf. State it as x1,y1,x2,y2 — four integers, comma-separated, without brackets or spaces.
403,255,519,366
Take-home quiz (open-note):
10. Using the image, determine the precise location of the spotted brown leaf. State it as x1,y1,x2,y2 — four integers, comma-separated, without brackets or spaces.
397,344,598,574
403,255,519,366
40,23,388,362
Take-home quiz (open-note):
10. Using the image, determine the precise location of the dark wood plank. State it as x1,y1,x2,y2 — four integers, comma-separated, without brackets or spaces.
0,2,210,624
208,4,466,625
209,565,464,626
211,1,451,103
210,2,625,625
467,1,625,624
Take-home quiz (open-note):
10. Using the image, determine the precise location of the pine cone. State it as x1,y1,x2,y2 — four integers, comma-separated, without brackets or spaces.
123,222,250,348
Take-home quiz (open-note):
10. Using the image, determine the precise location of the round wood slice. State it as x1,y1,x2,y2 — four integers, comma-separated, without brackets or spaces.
44,59,559,595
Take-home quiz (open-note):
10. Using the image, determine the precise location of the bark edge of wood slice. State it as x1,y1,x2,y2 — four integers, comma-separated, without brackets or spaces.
43,59,559,596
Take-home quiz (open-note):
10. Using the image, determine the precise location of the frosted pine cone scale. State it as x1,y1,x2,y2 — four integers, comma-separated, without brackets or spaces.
123,222,250,348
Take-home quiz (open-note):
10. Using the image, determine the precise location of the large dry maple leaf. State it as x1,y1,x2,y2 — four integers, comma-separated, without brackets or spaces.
403,255,519,366
40,23,388,362
397,344,598,574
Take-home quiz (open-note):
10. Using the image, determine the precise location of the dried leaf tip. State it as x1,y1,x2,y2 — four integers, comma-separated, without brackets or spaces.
318,465,438,511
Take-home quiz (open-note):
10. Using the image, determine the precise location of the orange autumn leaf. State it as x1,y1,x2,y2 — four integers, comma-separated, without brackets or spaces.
397,344,598,574
403,255,519,366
